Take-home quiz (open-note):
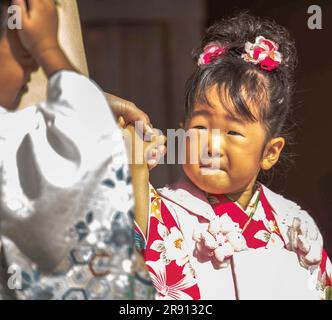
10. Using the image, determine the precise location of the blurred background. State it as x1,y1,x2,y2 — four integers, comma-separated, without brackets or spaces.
77,0,332,255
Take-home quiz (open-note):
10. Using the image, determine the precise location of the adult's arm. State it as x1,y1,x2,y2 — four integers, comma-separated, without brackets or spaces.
19,0,88,109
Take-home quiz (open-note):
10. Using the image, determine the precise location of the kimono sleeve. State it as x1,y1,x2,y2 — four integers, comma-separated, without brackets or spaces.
133,184,200,300
0,240,15,300
134,184,160,253
0,71,119,272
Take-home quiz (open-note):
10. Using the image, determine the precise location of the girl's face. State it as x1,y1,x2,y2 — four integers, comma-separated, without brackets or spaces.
183,84,269,196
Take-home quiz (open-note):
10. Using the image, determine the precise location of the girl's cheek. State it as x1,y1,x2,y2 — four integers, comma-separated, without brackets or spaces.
229,147,262,176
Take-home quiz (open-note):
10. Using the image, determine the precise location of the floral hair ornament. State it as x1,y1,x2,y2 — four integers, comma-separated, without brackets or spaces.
242,36,282,71
198,43,228,66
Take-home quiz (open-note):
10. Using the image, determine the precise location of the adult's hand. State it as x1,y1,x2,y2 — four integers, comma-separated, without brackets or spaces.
106,93,166,170
105,93,151,132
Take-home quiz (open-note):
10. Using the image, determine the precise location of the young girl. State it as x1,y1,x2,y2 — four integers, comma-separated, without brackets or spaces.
130,13,332,300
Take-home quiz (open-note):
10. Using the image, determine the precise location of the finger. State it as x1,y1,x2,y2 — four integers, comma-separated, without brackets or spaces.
28,0,38,12
120,101,151,127
106,93,152,134
147,146,166,163
145,127,162,142
147,159,157,169
144,122,154,136
146,135,167,152
154,153,161,164
12,0,29,19
147,163,157,170
147,162,157,171
134,120,153,140
157,145,167,156
146,138,166,158
151,134,167,146
117,116,126,129
130,108,151,127
147,148,158,160
146,146,162,159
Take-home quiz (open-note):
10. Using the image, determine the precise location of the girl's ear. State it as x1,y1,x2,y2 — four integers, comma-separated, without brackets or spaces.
261,137,285,171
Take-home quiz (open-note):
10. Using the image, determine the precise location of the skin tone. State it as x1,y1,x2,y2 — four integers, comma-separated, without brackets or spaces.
0,0,75,111
130,83,285,237
121,121,166,235
18,0,89,108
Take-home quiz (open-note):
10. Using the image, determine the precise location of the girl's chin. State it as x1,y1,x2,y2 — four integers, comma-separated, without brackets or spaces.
195,176,233,195
183,166,234,194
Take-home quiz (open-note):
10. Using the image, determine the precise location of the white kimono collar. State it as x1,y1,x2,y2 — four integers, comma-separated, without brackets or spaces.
158,174,263,220
157,174,302,248
158,174,262,217
157,174,216,221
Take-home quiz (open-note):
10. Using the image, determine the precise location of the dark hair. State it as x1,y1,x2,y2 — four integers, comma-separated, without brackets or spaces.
185,12,298,183
0,0,10,38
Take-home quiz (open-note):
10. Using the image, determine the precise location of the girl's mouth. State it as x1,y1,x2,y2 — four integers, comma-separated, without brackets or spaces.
200,158,226,168
199,157,227,175
200,166,227,176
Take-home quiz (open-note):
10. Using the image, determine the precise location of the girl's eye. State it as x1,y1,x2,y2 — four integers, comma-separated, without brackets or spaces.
193,126,207,130
228,130,242,136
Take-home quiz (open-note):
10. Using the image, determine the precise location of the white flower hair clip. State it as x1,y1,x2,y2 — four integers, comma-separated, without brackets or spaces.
197,36,283,72
242,36,283,71
198,43,228,66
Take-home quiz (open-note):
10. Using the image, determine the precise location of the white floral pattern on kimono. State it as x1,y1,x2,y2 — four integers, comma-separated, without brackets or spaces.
134,176,332,300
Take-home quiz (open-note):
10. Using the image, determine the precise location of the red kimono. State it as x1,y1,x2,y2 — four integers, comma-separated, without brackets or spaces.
135,177,332,300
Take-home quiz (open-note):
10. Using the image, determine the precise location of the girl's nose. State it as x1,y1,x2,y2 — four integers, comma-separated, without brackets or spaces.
208,129,223,157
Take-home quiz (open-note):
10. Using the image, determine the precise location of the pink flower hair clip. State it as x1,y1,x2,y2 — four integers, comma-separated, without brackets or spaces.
242,36,283,71
198,43,228,66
